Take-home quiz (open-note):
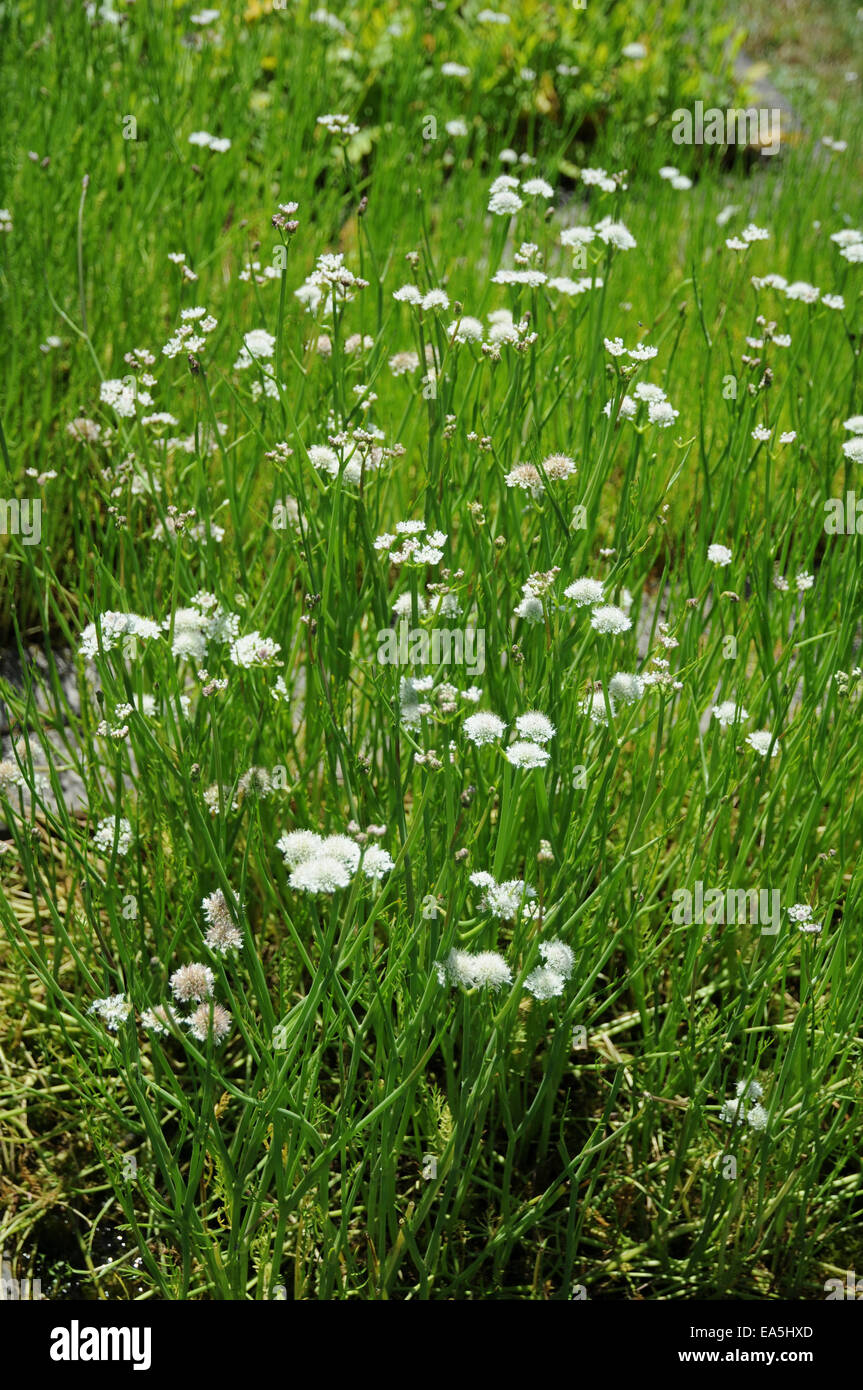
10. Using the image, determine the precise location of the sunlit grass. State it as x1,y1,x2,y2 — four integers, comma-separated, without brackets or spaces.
0,0,862,1301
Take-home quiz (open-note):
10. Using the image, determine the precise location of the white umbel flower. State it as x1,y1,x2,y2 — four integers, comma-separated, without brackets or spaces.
609,672,644,704
524,966,566,1000
463,711,506,745
169,963,215,1003
89,994,133,1031
564,577,605,607
539,939,574,978
361,845,395,880
712,700,748,727
320,834,362,875
514,711,556,744
435,948,512,992
736,1080,763,1102
747,1103,768,1131
201,889,243,954
290,854,352,893
590,605,632,635
787,904,812,922
277,830,325,867
720,1098,746,1126
505,740,550,769
581,689,615,725
229,632,281,667
93,816,133,856
842,437,863,464
746,729,778,757
185,1001,232,1044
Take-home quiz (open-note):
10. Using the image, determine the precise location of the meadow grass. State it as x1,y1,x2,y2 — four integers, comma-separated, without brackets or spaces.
0,0,862,1301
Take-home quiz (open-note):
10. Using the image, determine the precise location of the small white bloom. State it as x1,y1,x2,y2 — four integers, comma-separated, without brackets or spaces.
720,1098,746,1126
522,177,554,199
842,437,863,464
229,632,281,668
712,700,748,727
538,939,574,979
580,689,615,725
564,577,604,607
93,816,134,856
361,845,395,881
746,729,778,758
648,400,678,427
514,711,555,744
505,740,550,769
463,711,506,745
788,903,812,922
89,994,133,1031
609,672,644,704
290,854,352,893
524,966,566,1001
488,188,523,216
170,963,215,1003
590,605,632,635
736,1080,763,1102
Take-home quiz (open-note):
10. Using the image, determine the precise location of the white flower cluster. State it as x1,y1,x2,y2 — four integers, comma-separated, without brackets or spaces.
100,377,153,418
504,453,576,497
724,223,770,251
92,815,134,856
277,829,394,894
487,173,525,216
435,936,574,1002
201,888,244,954
374,520,447,566
469,870,538,920
89,976,230,1046
165,592,239,663
602,380,679,428
233,328,276,370
392,284,451,311
560,215,637,253
162,306,218,358
79,611,161,659
842,414,863,465
564,577,633,636
749,271,844,310
658,165,692,191
188,130,231,153
295,251,369,316
89,993,133,1030
148,962,234,1044
720,1080,768,1132
787,903,822,934
524,940,576,1000
462,708,555,768
229,632,282,669
830,226,863,264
